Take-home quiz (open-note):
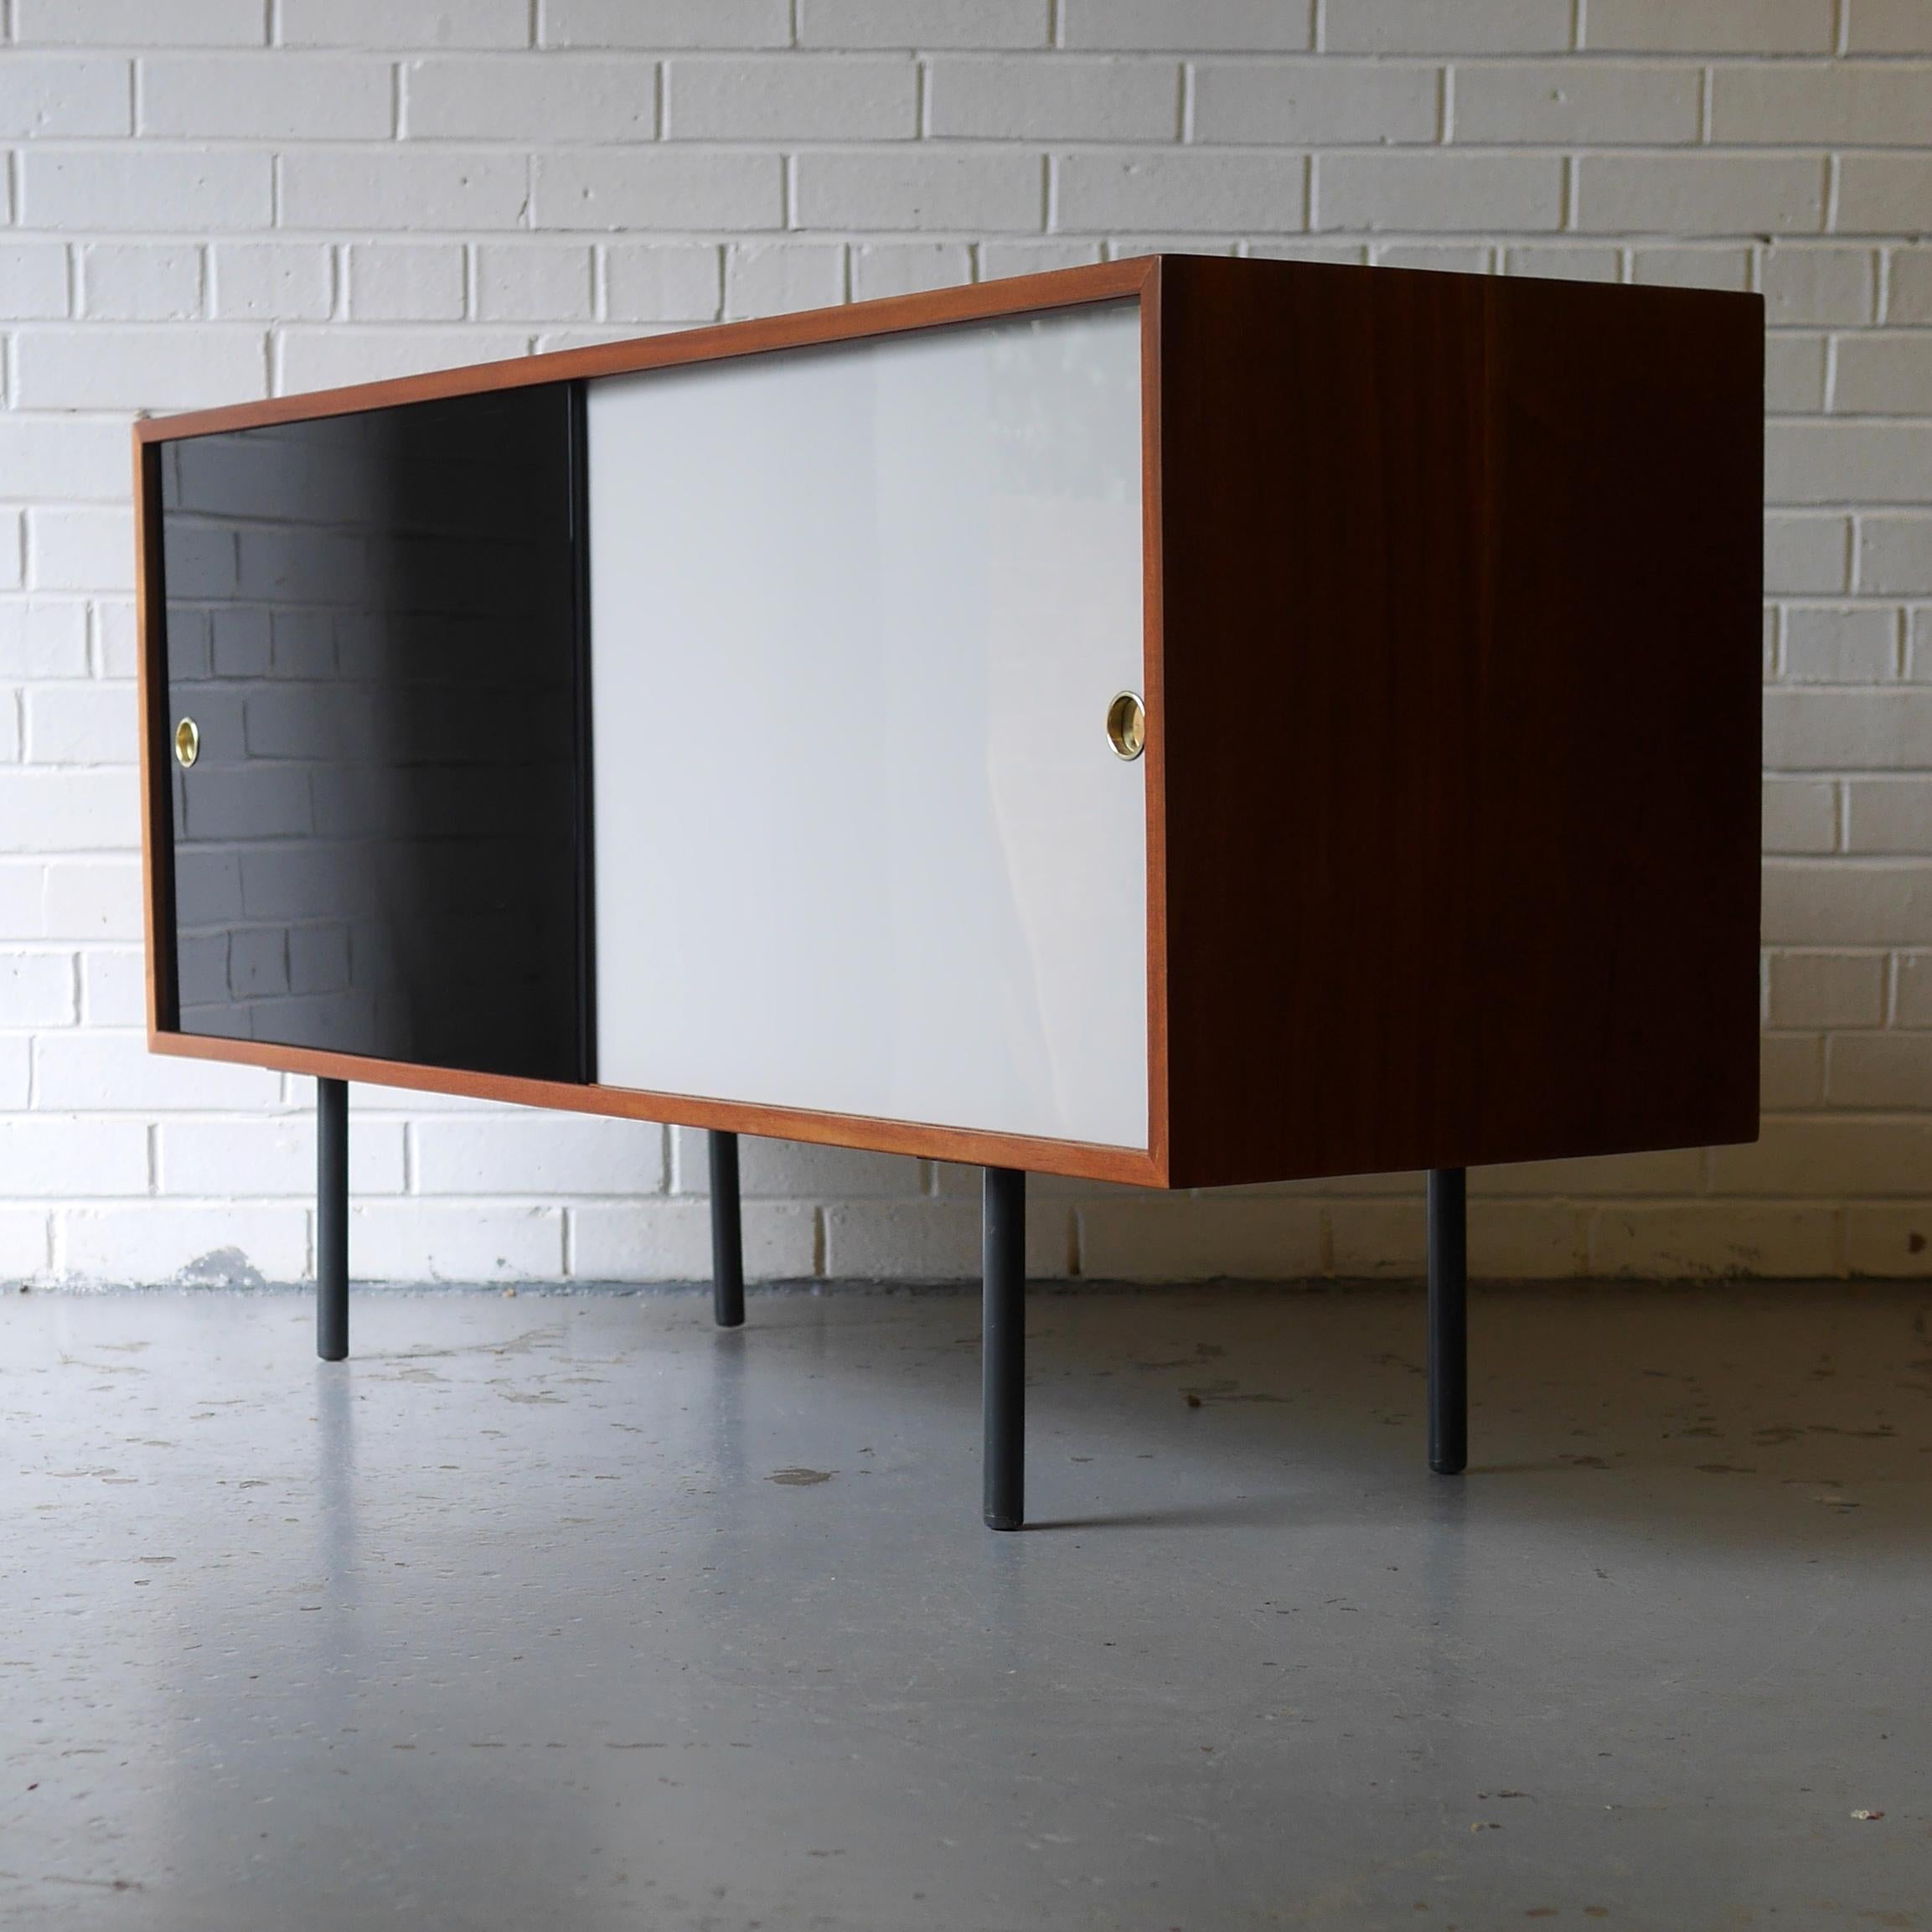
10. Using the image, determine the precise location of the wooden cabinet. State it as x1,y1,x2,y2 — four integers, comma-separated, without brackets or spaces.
139,254,1763,1190
136,253,1763,1523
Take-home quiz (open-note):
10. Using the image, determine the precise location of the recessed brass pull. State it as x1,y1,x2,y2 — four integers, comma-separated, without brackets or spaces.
1105,690,1145,762
173,717,199,769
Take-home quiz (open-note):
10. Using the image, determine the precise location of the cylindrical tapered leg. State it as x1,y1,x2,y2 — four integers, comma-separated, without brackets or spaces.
983,1166,1026,1532
709,1129,745,1330
317,1077,349,1363
1428,1166,1467,1475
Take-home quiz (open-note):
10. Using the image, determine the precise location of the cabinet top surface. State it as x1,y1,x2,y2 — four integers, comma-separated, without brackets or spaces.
134,251,1759,450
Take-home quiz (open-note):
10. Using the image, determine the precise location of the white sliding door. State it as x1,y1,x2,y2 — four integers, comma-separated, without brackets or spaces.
587,299,1148,1149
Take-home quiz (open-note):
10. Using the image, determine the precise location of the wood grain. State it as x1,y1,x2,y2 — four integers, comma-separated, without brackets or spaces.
1154,256,1763,1186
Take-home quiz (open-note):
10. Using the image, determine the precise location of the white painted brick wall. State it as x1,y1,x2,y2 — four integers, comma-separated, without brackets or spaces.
3,4,1929,1289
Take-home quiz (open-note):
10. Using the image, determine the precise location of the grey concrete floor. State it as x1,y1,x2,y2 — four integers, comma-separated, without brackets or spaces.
3,1282,1930,1931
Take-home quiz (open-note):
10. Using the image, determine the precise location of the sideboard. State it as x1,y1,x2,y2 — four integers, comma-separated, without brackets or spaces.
135,254,1764,1529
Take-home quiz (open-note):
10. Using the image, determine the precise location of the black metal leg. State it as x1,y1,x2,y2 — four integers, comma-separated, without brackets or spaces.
983,1166,1026,1531
317,1077,349,1363
709,1129,745,1329
1428,1166,1467,1475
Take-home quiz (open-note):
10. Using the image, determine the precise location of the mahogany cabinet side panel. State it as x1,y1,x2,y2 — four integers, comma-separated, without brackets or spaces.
1156,256,1763,1187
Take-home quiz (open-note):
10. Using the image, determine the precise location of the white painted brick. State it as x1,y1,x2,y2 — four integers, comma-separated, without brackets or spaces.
1576,156,1826,237
282,149,530,231
0,703,19,763
1766,953,1888,1029
0,865,49,940
1713,64,1932,146
0,423,127,504
1587,0,1833,52
158,1115,406,1196
1765,689,1932,768
1827,1032,1932,1106
349,1201,562,1282
1454,63,1699,144
1588,1205,1840,1279
1913,612,1932,684
1326,0,1573,53
344,242,465,322
0,1207,50,1280
1472,1148,1706,1196
404,55,656,141
0,522,24,595
667,1126,919,1197
850,241,971,300
1847,0,1932,51
1057,152,1304,231
94,604,139,679
1761,1032,1825,1108
79,243,199,320
570,1200,818,1281
1772,333,1831,415
1897,951,1932,1025
540,0,791,48
23,683,137,766
1857,517,1932,597
42,860,141,939
27,506,137,592
17,0,266,46
1847,1205,1932,1277
20,149,271,231
1,949,75,1025
1784,606,1898,683
666,55,915,138
473,244,593,320
603,243,721,322
0,56,131,137
276,328,531,391
16,326,262,412
35,1031,280,1108
1767,424,1932,506
0,765,132,857
0,242,70,318
1835,334,1932,416
1763,860,1932,944
412,1114,665,1195
799,149,1043,230
1078,1197,1322,1279
1192,59,1435,144
1064,0,1311,50
1766,515,1849,596
724,241,845,318
1715,1120,1924,1190
1500,244,1620,282
209,242,333,321
1465,1204,1584,1279
0,1116,147,1196
5,593,111,678
282,0,531,49
1316,154,1560,232
59,1205,308,1284
981,239,1103,279
800,0,1047,47
534,152,783,230
1325,1199,1423,1277
1630,245,1753,292
78,946,144,1025
931,56,1178,141
1761,247,1875,328
824,1199,1067,1278
1372,242,1490,273
1846,778,1932,853
1762,777,1831,854
1838,158,1932,235
140,55,394,139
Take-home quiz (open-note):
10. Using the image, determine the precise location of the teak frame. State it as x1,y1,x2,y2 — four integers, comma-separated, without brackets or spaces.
135,254,1764,1194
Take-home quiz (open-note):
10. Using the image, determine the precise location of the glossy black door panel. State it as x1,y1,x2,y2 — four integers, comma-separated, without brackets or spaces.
158,385,587,1082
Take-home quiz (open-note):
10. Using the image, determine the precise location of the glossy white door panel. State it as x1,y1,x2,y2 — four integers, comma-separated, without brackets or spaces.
588,300,1147,1149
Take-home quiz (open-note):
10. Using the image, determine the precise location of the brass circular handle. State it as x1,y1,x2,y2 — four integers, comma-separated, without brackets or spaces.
173,717,199,769
1105,690,1145,762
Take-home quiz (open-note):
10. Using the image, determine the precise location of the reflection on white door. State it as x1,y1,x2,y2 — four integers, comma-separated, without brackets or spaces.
587,300,1148,1149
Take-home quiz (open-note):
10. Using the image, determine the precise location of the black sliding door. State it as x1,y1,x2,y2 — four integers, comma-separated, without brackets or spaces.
157,384,589,1083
